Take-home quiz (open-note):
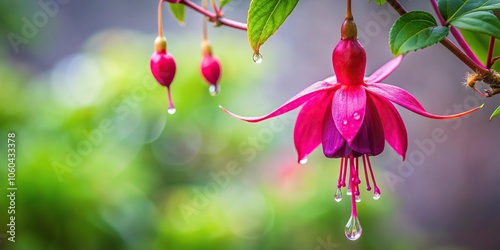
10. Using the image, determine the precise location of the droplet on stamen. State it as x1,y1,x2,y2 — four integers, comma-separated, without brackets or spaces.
373,192,381,200
355,195,361,203
345,215,362,241
299,158,308,165
353,112,361,121
253,53,263,63
168,108,176,115
334,188,342,202
346,186,352,196
209,84,219,96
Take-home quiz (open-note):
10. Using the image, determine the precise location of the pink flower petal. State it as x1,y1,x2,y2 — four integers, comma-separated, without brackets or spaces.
369,93,408,160
350,95,385,156
322,101,351,158
366,83,483,119
220,80,337,122
366,55,404,83
332,85,367,145
294,92,332,163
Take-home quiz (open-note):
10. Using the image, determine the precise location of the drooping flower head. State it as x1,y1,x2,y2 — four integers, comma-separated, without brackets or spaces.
151,36,177,114
151,0,177,114
200,40,222,96
221,12,482,240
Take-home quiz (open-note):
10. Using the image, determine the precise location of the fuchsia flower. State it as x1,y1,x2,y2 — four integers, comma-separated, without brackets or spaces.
221,18,482,240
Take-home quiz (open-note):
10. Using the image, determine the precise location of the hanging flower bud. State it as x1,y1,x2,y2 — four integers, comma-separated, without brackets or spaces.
332,19,366,86
150,36,177,114
200,40,222,96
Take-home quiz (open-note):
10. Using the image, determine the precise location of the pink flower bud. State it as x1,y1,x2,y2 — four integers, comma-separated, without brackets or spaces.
151,36,177,114
200,40,221,95
201,54,221,95
332,19,366,86
150,51,176,87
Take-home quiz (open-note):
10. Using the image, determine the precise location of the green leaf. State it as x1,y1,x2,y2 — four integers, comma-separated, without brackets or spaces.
389,11,450,56
450,11,500,39
369,0,386,5
461,29,500,71
168,3,185,25
438,0,500,23
247,0,299,53
220,0,232,9
490,106,500,120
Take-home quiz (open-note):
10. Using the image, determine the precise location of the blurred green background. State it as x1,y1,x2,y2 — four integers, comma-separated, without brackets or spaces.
1,1,500,250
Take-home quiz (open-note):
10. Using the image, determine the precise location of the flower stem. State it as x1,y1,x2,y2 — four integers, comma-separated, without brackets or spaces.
493,56,500,65
346,0,353,20
487,36,496,69
429,0,485,68
202,0,208,41
179,0,247,30
209,0,221,16
386,0,488,75
157,0,164,36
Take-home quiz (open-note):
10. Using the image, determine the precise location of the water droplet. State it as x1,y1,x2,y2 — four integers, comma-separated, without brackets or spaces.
353,112,361,121
299,158,308,165
209,84,219,96
355,195,361,203
373,192,381,200
343,120,348,125
346,187,352,196
345,216,362,241
253,53,263,63
334,188,342,202
168,108,176,115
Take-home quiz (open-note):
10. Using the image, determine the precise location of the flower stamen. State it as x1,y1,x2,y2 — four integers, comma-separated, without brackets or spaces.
341,157,347,187
366,155,381,200
337,158,344,188
362,155,372,191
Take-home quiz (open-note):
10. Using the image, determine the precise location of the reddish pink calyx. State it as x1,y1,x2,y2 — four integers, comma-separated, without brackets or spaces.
201,55,221,84
151,51,176,87
332,19,366,86
200,40,222,95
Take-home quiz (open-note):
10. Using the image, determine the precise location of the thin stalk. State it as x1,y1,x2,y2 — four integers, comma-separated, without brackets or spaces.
202,0,208,41
346,0,353,19
158,0,164,36
209,0,220,16
487,36,496,69
180,0,247,30
430,0,485,68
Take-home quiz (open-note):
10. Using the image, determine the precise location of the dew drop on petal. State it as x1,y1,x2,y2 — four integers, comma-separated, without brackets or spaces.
209,84,219,96
334,188,343,202
373,192,381,200
253,53,263,64
168,108,176,115
355,195,361,203
343,120,348,125
299,158,308,165
353,112,361,121
345,216,362,241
